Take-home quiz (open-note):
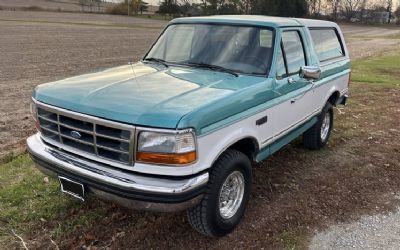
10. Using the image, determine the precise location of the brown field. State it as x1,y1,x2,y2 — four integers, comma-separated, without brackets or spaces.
0,11,166,159
0,0,113,12
1,10,400,249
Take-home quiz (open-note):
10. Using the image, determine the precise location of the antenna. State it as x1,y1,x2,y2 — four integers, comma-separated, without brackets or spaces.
128,60,138,78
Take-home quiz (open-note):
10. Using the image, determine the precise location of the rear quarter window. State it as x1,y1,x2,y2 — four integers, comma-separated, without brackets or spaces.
309,28,344,62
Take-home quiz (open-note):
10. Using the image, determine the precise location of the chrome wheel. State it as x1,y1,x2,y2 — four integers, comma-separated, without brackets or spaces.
320,112,331,142
218,171,245,219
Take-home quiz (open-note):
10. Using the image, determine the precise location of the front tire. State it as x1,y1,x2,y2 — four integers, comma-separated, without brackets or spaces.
187,149,252,237
303,103,333,150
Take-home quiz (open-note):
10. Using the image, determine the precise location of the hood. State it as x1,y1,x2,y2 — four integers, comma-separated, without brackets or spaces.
33,62,273,131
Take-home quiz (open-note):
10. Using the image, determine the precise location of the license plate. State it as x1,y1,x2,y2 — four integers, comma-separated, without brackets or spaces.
59,176,85,201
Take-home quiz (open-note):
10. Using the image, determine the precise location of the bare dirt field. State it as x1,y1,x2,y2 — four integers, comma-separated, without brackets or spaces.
0,11,166,159
340,24,400,59
0,0,113,12
1,11,400,249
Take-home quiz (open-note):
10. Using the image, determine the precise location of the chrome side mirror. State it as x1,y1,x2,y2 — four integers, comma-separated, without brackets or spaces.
300,66,321,80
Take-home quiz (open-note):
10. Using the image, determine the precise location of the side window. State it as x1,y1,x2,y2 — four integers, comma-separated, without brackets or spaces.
281,31,306,75
275,30,306,78
309,28,344,62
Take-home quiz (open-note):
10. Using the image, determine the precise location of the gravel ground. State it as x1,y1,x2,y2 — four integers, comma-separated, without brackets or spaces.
310,206,400,250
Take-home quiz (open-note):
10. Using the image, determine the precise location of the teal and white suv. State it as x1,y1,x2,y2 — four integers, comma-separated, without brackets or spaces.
27,15,350,236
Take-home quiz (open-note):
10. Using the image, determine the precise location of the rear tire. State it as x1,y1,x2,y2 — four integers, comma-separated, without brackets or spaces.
303,103,333,150
187,149,252,237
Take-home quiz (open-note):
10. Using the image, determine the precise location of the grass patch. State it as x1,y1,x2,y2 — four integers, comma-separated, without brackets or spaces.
0,155,106,247
351,51,400,86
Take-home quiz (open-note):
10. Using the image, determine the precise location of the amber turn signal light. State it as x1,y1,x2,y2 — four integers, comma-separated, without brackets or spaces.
136,151,196,165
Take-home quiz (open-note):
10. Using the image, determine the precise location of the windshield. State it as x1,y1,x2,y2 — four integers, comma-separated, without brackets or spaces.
145,24,274,75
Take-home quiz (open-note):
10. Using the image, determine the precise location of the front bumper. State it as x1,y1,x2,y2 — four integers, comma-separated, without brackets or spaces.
27,133,208,212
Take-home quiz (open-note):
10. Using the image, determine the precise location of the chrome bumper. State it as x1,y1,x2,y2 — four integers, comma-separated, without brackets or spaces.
27,133,208,212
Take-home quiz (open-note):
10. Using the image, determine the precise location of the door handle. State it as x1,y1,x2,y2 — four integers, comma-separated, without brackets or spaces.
288,77,296,84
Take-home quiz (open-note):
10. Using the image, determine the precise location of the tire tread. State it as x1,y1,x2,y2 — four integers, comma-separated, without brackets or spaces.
187,150,248,236
303,103,333,150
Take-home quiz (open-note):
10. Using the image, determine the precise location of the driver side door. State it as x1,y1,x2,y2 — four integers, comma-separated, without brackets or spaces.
272,29,316,139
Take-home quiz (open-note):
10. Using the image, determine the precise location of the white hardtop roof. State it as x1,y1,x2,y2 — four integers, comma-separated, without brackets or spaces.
293,18,339,28
173,15,340,29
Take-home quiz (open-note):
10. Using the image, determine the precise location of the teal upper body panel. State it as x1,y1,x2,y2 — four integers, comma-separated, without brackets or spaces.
33,62,271,131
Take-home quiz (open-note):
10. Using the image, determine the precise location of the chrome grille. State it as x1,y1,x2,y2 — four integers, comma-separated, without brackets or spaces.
36,103,135,166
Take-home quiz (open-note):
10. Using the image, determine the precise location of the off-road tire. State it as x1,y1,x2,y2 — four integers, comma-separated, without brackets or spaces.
303,102,333,150
187,149,252,237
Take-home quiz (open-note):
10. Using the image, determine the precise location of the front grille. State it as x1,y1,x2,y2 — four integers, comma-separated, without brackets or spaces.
36,104,135,166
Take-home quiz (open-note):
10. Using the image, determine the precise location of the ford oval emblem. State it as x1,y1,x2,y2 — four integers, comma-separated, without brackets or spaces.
70,130,81,139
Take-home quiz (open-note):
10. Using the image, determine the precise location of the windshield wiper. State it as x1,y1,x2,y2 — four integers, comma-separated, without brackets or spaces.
183,62,239,77
143,57,168,68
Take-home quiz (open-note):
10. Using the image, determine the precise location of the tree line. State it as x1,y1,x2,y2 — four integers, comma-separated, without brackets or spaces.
158,0,308,17
157,0,399,23
309,0,397,22
78,0,104,12
106,0,149,15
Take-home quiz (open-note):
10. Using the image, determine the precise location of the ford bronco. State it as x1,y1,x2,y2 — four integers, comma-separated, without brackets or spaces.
27,15,350,236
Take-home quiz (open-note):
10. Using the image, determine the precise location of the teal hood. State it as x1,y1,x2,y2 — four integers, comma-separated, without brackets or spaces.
33,62,274,134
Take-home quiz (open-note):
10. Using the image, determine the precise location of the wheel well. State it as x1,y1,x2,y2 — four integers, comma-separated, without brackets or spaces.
228,138,258,162
327,91,340,106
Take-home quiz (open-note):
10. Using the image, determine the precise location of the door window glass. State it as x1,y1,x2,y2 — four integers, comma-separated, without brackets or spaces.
281,31,306,75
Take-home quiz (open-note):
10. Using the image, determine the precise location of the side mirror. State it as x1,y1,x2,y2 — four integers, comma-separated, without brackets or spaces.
300,66,321,80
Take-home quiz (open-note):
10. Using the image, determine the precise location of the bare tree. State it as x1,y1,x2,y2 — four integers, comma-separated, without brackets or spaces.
243,0,251,14
308,0,322,15
79,0,87,12
386,0,393,23
87,0,94,12
342,0,363,20
359,0,367,21
395,5,400,24
327,0,342,20
94,0,101,11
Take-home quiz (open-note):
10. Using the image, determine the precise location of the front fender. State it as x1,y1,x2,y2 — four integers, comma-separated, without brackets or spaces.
193,120,261,174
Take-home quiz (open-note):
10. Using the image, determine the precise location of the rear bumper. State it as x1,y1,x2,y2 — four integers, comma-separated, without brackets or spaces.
27,133,208,212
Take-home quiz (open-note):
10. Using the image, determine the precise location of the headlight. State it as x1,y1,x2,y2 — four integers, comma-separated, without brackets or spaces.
136,130,196,165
